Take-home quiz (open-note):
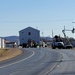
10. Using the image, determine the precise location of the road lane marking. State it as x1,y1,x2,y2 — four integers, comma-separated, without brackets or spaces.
0,50,35,69
57,65,60,67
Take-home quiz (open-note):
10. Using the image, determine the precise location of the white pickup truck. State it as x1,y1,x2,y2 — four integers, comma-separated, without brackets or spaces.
52,41,73,49
52,42,64,49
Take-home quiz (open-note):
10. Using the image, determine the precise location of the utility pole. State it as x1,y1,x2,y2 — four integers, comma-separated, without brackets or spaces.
62,26,66,38
42,31,44,37
52,30,54,38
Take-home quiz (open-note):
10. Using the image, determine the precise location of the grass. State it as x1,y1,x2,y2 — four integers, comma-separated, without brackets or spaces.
0,49,10,56
0,48,22,62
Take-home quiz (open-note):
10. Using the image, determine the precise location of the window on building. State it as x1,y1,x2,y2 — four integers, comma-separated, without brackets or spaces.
28,32,31,35
22,32,24,33
22,38,24,40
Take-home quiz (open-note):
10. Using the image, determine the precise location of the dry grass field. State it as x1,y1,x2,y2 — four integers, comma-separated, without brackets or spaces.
0,48,22,62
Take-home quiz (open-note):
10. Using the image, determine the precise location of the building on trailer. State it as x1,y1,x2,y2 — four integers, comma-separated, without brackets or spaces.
19,27,40,47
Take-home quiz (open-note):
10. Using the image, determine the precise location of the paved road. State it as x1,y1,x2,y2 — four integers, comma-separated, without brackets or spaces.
49,49,75,75
0,48,75,75
0,48,62,75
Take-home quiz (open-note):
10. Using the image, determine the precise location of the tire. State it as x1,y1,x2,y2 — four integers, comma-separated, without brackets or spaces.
52,46,56,49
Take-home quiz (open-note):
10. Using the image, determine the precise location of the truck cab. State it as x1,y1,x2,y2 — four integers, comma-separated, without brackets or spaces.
52,35,64,49
52,41,64,49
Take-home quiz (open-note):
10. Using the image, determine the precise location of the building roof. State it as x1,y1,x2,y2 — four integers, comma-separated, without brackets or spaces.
19,26,40,32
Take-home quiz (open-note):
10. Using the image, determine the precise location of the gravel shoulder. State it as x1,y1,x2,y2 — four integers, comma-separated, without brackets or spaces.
0,48,22,62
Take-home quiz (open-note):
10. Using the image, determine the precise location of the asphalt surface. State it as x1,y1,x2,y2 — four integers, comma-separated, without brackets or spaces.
49,49,75,75
0,48,75,75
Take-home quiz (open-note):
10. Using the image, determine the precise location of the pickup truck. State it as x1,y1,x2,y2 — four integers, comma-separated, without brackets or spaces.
52,42,64,49
52,41,73,49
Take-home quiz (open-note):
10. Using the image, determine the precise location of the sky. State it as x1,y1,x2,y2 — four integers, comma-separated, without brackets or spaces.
0,0,75,38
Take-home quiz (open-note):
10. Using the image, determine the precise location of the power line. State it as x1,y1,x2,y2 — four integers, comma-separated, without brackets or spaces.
0,19,73,23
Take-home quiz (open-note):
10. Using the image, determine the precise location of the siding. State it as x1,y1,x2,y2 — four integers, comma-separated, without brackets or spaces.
19,27,40,45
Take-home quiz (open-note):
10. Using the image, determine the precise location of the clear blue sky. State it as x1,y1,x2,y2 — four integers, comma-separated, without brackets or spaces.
0,0,75,38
